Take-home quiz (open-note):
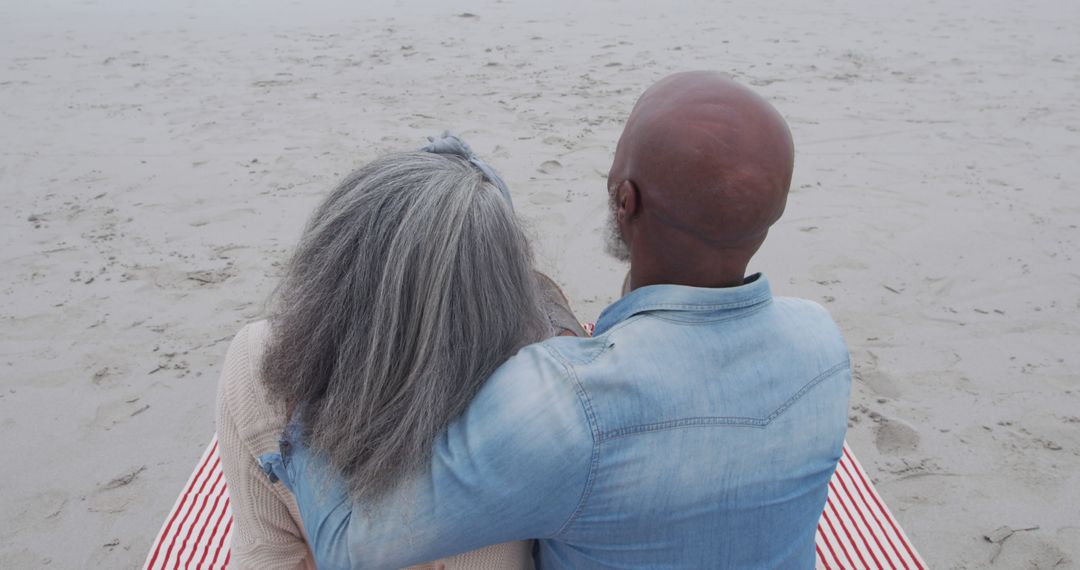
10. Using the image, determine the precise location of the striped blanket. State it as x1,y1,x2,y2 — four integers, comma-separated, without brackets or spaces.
144,437,924,569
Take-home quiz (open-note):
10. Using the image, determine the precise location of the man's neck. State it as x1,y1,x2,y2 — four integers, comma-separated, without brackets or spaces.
626,217,760,292
628,260,749,291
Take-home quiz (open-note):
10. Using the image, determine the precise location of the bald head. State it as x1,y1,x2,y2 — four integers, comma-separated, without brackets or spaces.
607,71,795,289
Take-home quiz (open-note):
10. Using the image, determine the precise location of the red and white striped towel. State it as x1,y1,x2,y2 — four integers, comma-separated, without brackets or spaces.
145,439,232,570
815,444,925,570
145,437,924,570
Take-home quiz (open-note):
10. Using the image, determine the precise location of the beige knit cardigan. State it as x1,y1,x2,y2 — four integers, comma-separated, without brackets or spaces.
215,320,533,570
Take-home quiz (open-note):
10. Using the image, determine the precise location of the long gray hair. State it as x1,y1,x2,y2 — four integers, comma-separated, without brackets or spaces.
262,150,551,499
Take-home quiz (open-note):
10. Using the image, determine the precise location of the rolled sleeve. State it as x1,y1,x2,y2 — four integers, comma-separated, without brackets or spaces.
284,343,595,570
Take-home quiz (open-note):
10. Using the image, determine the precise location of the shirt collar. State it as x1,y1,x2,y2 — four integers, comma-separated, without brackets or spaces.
593,273,773,335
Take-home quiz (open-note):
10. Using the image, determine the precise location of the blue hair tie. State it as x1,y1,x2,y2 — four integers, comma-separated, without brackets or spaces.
421,131,514,211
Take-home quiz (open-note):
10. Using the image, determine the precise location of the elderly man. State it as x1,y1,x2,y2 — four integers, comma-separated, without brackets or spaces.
273,71,851,569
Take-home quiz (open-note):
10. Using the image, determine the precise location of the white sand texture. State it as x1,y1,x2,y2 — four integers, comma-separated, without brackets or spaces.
2,0,1078,568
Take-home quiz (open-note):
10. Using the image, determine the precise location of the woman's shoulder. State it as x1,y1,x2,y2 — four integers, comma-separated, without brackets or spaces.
234,319,272,353
217,319,288,457
220,320,272,381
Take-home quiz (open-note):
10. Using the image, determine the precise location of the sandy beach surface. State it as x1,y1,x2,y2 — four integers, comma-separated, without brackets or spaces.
2,0,1078,567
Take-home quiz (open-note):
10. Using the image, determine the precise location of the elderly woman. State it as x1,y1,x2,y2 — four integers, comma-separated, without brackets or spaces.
215,135,582,569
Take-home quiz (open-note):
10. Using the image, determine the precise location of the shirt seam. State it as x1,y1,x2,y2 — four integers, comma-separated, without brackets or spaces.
541,343,602,539
590,298,772,348
642,299,772,326
220,330,292,495
239,323,276,457
596,295,772,334
632,296,771,312
218,377,300,547
600,359,850,441
222,324,267,466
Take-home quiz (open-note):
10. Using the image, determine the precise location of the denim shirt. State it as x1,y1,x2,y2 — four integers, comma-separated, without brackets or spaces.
260,274,851,569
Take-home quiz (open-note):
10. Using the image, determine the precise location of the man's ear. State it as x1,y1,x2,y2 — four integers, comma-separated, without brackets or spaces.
615,180,640,223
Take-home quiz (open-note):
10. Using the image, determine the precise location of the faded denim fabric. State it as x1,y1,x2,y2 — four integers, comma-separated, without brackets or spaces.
261,274,852,569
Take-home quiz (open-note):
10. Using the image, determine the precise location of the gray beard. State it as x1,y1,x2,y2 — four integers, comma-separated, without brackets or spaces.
604,206,631,262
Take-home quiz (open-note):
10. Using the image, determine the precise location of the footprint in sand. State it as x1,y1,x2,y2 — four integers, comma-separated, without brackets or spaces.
529,190,567,206
874,417,921,455
2,490,70,539
184,266,236,287
537,160,563,175
89,396,150,431
87,466,146,516
853,350,903,399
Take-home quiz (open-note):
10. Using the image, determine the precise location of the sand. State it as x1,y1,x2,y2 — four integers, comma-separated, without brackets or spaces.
1,0,1078,568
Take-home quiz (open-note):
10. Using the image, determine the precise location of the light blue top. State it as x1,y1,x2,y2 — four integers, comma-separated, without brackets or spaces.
260,274,851,569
